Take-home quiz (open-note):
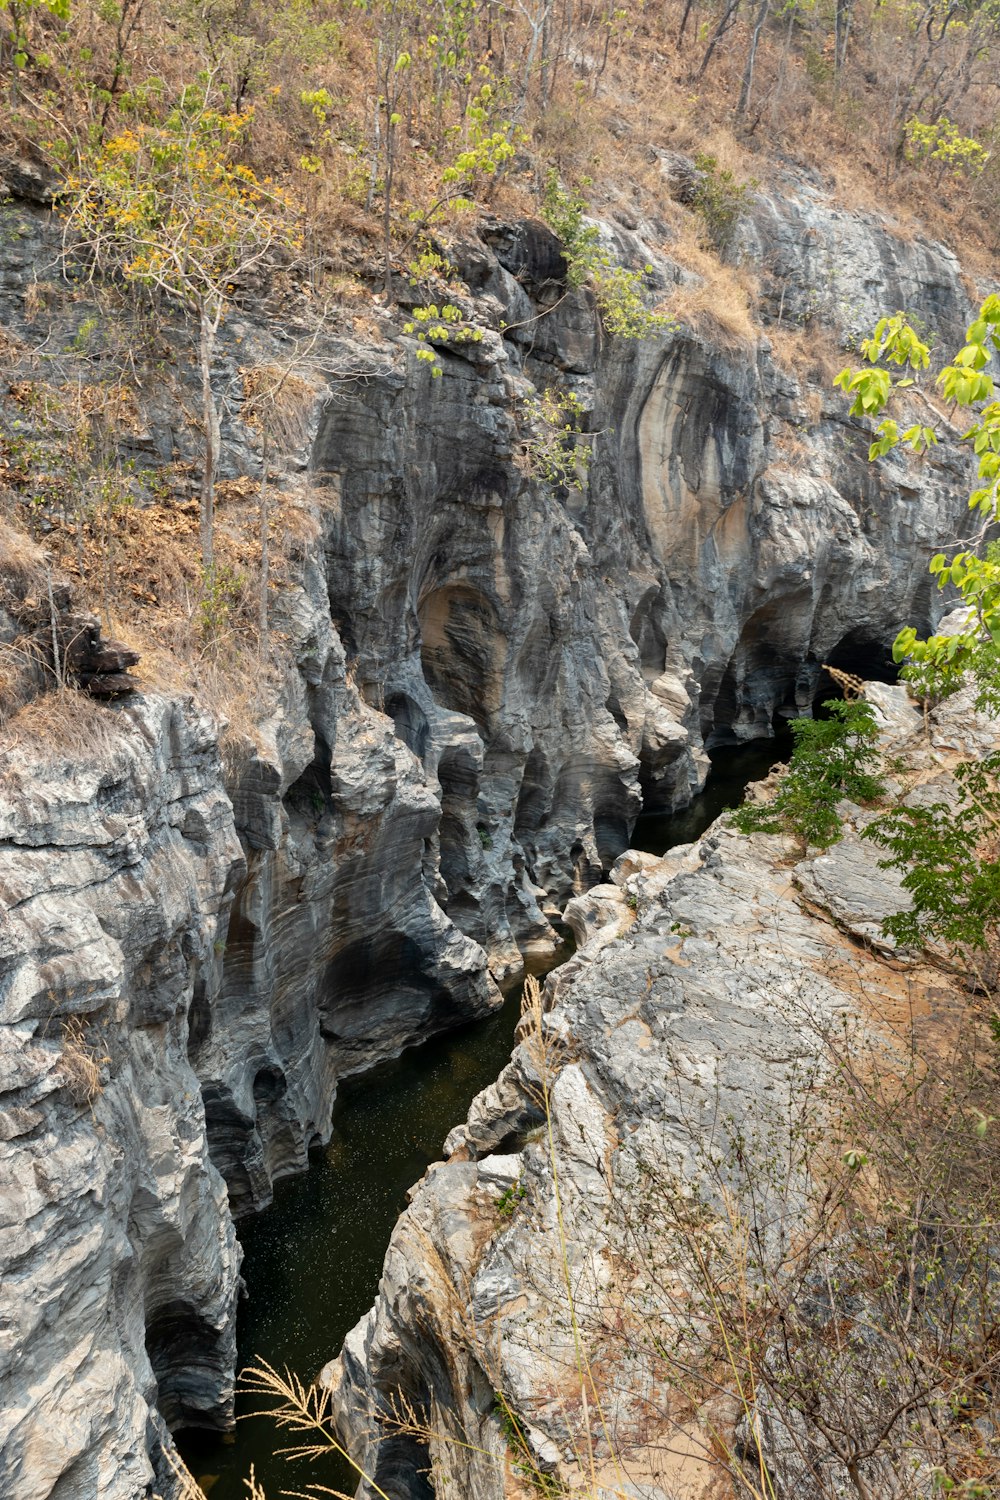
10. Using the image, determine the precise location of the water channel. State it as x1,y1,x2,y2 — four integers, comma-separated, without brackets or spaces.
178,733,790,1499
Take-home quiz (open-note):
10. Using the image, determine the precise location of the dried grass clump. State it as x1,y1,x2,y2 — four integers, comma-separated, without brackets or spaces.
0,638,47,730
241,364,317,451
240,1359,394,1500
109,611,288,782
660,216,761,349
2,686,128,762
765,324,842,387
58,1015,110,1107
0,516,48,597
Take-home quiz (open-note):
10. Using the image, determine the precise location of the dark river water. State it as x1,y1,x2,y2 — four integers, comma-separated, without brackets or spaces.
177,732,788,1499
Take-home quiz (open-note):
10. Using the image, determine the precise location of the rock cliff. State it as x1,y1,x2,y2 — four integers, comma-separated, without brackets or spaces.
321,683,985,1499
0,161,982,1498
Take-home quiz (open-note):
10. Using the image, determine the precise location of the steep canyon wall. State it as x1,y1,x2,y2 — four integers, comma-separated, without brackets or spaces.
0,166,977,1497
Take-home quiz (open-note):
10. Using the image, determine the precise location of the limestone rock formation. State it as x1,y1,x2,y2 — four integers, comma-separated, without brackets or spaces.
0,154,984,1498
321,684,982,1499
0,697,245,1499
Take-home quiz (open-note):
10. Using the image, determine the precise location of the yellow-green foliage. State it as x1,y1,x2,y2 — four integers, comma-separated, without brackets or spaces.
905,116,987,178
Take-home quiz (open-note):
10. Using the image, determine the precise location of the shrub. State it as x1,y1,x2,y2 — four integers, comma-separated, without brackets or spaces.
691,153,755,256
733,697,884,847
58,1015,109,1107
541,173,672,339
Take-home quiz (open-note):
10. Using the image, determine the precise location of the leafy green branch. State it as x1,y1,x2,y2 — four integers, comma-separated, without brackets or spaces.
862,751,1000,952
402,300,484,375
732,698,884,848
835,296,1000,699
541,173,673,340
517,387,592,489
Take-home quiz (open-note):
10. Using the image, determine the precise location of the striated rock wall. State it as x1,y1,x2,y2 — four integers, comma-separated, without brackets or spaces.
192,514,499,1220
0,544,498,1498
321,684,981,1499
0,697,245,1499
0,164,983,1498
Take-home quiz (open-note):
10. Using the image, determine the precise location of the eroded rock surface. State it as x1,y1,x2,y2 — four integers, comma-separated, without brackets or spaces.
0,157,984,1499
321,686,979,1499
0,698,244,1499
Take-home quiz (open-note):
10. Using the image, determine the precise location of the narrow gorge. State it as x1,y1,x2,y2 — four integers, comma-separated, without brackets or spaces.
0,146,987,1500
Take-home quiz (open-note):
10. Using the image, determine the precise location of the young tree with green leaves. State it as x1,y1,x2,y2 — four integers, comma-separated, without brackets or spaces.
61,87,301,571
541,173,673,338
0,0,68,75
834,298,1000,691
732,697,885,847
834,296,1000,961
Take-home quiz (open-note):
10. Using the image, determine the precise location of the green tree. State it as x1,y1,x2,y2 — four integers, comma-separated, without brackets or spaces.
834,298,1000,695
541,173,672,338
835,297,1000,960
732,697,884,847
61,88,300,570
0,0,68,74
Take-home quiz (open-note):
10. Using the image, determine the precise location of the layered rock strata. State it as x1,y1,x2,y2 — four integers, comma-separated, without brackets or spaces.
0,698,244,1499
0,159,983,1500
0,557,497,1497
322,683,985,1498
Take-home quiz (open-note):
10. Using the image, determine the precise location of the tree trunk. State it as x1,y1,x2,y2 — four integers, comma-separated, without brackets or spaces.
520,0,545,110
199,305,220,573
366,87,381,213
737,0,770,116
46,557,61,687
383,118,395,301
696,0,741,80
259,436,270,656
835,0,853,80
539,0,553,105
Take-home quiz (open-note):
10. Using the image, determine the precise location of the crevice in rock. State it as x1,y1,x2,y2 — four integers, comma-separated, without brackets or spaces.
251,1064,304,1186
628,584,670,682
320,931,445,1061
594,802,631,870
385,691,430,760
283,733,333,818
604,689,630,735
370,1436,436,1500
418,582,505,732
201,1081,264,1216
515,744,548,840
822,627,900,686
709,600,814,746
187,978,212,1058
145,1299,232,1431
437,742,480,918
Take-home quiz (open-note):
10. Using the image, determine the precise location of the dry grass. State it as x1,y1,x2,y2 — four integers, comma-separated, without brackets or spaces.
153,1443,209,1500
1,684,130,760
764,324,843,388
666,223,759,348
0,636,47,729
0,516,48,595
0,362,327,765
57,1015,110,1107
241,365,318,446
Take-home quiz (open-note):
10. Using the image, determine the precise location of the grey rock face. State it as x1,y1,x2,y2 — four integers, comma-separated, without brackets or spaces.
0,663,498,1500
0,162,982,1499
196,519,500,1218
0,697,245,1500
311,180,974,968
321,688,979,1500
742,178,970,351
